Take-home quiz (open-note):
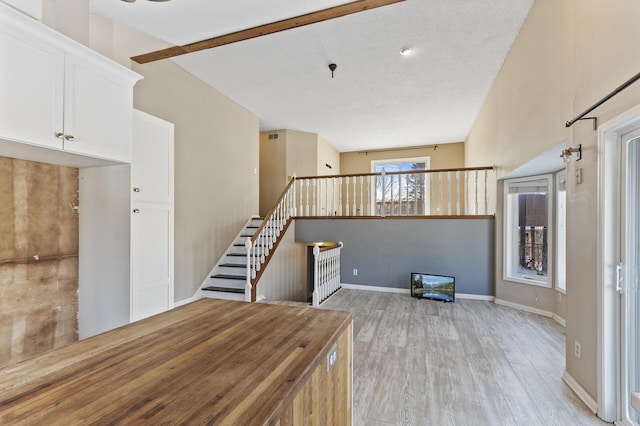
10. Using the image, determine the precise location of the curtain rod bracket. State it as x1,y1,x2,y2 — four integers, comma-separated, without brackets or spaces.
565,116,598,131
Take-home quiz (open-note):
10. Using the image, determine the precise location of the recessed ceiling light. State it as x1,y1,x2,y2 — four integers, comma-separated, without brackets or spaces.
399,46,414,56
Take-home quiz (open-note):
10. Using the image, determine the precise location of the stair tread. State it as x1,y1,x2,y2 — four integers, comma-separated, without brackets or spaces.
211,274,245,280
202,286,244,294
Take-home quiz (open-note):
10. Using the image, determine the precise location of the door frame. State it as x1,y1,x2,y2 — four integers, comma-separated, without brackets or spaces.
598,104,640,422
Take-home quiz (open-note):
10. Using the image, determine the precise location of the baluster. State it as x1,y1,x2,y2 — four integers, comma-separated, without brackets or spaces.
312,179,316,216
484,170,488,215
338,177,343,216
367,175,372,216
312,245,320,307
439,172,443,215
332,178,336,216
447,171,452,215
390,174,394,216
475,170,479,215
456,171,461,215
429,171,434,216
465,171,469,215
324,178,328,216
380,170,386,217
359,176,364,216
345,176,350,216
352,175,357,217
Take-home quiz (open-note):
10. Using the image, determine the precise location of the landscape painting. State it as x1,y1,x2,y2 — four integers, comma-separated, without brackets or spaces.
411,273,455,302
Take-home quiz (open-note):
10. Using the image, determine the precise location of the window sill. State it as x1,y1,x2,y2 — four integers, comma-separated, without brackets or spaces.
504,275,552,288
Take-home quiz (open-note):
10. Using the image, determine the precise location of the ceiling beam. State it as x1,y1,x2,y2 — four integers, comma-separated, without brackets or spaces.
131,0,406,64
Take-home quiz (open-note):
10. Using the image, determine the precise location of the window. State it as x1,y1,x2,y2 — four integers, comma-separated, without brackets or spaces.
556,170,567,293
504,174,553,287
371,157,430,215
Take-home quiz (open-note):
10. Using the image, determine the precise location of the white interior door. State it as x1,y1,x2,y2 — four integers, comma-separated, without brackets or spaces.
621,132,640,425
131,203,173,322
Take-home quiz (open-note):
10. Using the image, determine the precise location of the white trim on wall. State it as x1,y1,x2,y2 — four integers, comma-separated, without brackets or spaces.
562,371,598,414
494,298,553,318
340,283,494,301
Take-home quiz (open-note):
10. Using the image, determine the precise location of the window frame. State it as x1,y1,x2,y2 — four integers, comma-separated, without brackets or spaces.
370,156,431,215
503,173,554,288
555,170,567,294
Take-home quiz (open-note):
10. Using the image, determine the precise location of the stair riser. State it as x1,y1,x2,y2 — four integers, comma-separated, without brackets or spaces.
218,266,247,275
202,291,245,302
234,236,252,245
229,245,249,255
210,277,246,289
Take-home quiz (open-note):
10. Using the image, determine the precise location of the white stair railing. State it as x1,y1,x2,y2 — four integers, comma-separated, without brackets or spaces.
245,178,297,301
312,242,343,307
293,166,495,218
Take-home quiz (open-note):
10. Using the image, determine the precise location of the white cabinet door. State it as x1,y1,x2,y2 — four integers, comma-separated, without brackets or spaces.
63,55,133,162
132,111,174,203
0,28,64,149
131,202,174,322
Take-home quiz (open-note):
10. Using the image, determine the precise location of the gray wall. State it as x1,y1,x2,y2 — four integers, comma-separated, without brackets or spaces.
295,219,494,296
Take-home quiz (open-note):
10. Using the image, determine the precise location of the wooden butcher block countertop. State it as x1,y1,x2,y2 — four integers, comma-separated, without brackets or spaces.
0,299,352,425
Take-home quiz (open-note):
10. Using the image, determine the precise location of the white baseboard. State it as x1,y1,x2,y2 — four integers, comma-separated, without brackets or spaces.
494,298,554,318
553,314,566,327
174,295,199,308
562,371,598,414
340,284,494,301
456,293,494,301
341,283,410,294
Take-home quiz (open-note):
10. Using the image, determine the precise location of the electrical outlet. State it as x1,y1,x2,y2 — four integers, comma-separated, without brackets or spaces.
575,167,583,184
574,341,582,359
353,268,358,276
557,292,562,302
327,345,338,372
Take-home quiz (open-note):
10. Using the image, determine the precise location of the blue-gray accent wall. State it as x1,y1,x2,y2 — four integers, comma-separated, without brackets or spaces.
295,218,494,296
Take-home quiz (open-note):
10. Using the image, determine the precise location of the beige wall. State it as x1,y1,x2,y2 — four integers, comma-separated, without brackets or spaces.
255,223,307,302
285,130,318,179
259,131,286,216
340,142,465,174
259,130,341,216
91,19,259,302
317,135,340,177
465,0,640,401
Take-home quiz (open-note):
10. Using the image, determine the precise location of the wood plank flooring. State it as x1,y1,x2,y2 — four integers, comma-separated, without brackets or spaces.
321,289,607,426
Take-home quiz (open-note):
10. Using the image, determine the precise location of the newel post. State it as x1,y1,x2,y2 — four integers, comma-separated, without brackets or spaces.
312,244,320,307
245,239,253,302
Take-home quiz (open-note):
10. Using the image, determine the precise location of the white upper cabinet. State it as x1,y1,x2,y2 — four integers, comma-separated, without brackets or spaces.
0,3,141,165
0,27,64,150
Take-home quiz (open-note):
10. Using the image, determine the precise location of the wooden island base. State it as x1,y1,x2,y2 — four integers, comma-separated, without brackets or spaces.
0,299,353,425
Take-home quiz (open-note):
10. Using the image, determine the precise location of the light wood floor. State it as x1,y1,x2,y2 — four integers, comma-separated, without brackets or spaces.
321,289,607,426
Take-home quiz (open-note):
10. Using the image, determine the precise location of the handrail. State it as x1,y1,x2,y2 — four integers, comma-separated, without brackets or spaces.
250,177,296,246
294,165,494,180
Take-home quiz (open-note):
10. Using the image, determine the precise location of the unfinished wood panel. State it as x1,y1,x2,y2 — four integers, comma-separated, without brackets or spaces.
0,157,78,368
0,299,351,424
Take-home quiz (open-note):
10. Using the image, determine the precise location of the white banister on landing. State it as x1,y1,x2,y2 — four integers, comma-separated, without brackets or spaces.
291,166,495,218
312,242,343,307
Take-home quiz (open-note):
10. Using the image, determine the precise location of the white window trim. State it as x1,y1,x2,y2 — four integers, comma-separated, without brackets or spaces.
503,174,554,288
370,156,431,215
556,169,567,294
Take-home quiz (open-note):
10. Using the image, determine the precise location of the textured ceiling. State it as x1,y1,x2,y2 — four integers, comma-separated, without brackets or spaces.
90,0,534,152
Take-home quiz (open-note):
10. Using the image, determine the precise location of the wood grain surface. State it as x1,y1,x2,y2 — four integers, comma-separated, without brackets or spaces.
0,299,352,425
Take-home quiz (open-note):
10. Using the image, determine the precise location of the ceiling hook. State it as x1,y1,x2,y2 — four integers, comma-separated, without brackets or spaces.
328,63,337,78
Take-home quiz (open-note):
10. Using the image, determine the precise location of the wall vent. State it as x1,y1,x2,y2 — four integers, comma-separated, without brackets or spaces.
268,133,279,140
